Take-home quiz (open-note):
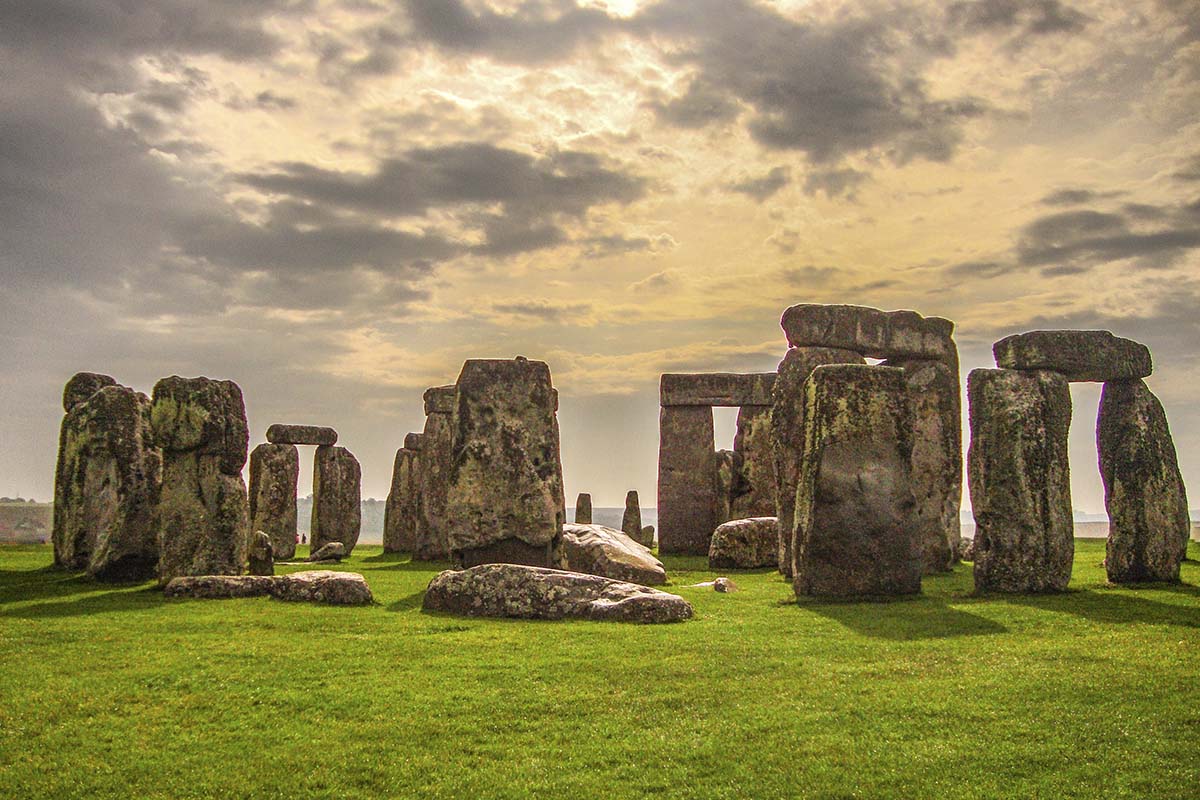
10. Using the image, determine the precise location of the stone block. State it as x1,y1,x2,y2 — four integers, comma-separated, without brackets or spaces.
993,330,1151,382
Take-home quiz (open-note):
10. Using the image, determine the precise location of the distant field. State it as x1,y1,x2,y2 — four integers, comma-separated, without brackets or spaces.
1,540,1198,799
0,502,51,544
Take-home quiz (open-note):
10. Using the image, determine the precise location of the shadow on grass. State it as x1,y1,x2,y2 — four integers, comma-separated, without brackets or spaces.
0,565,150,606
1000,586,1200,629
1,585,161,619
386,591,426,613
796,595,1008,640
356,557,453,572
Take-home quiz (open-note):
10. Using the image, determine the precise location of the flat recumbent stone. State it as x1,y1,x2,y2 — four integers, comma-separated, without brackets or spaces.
992,330,1151,382
265,424,338,446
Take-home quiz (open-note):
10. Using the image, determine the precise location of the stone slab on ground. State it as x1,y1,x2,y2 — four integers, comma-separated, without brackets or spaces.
561,523,666,586
708,517,779,569
164,570,373,605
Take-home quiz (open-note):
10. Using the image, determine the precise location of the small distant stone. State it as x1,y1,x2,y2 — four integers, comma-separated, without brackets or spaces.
266,424,338,446
713,577,737,593
308,541,346,562
574,493,593,524
958,538,975,562
708,517,779,569
248,530,274,576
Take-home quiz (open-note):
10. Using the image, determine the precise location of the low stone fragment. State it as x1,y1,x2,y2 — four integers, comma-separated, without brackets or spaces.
708,517,779,569
561,523,667,586
660,373,776,406
163,574,275,599
1098,379,1190,583
792,365,922,597
968,369,1073,593
248,443,298,560
62,372,117,412
308,541,346,562
150,376,249,475
164,570,372,605
640,526,655,546
780,304,955,362
248,530,274,576
265,424,338,446
622,490,647,545
993,330,1152,382
422,564,692,623
311,445,361,555
574,493,593,524
713,577,737,593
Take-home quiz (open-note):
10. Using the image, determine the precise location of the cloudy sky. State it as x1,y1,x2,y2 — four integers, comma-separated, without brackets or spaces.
2,0,1197,512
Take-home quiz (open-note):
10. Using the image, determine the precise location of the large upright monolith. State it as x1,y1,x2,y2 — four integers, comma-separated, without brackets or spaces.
729,405,775,520
52,376,162,581
248,443,299,561
968,369,1073,593
413,386,455,560
383,433,422,553
792,364,921,598
657,405,717,555
443,358,565,568
1098,379,1190,583
311,445,361,556
152,376,250,584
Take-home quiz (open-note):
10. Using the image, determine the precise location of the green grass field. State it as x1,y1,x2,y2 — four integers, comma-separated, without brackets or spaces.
2,541,1198,799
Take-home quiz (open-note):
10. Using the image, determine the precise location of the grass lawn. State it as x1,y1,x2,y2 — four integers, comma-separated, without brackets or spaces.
1,540,1198,799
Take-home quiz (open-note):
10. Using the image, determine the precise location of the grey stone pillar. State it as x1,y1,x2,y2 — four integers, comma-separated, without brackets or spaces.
730,405,776,520
249,443,299,560
311,445,361,555
574,493,593,524
383,433,422,553
413,387,456,561
657,405,717,555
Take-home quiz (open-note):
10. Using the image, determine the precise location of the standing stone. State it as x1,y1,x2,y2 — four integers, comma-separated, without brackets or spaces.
656,405,716,555
383,434,422,553
729,405,776,520
1098,379,1190,583
882,358,963,573
311,445,361,556
413,386,456,560
248,530,274,576
769,347,865,578
993,330,1152,382
248,443,299,561
793,365,921,597
152,376,250,584
52,380,162,581
622,490,650,547
574,493,593,524
443,358,566,568
968,369,1074,593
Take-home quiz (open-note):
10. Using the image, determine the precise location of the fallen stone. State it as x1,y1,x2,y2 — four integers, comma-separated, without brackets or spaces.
62,372,117,412
769,346,866,579
660,372,776,407
993,330,1152,382
248,443,299,560
574,493,593,524
709,517,779,569
793,365,922,597
657,405,717,555
311,445,361,555
308,541,346,562
443,358,565,568
687,577,738,593
422,564,692,623
781,304,955,362
265,424,337,446
150,376,249,475
561,523,667,586
968,368,1074,593
622,490,648,546
1098,379,1190,583
163,570,373,605
248,530,274,576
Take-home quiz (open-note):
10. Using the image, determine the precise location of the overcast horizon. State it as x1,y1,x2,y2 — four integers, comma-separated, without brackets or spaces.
2,0,1197,511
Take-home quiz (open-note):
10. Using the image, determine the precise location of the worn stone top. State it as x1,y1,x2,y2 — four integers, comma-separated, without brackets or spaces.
403,432,424,450
660,372,777,407
992,330,1152,382
266,424,337,446
63,372,117,412
423,385,457,415
781,304,955,362
150,376,249,474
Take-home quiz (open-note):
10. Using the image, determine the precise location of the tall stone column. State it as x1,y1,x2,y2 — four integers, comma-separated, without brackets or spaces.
657,405,717,555
413,386,456,560
968,368,1073,593
383,432,422,553
729,406,775,520
1098,379,1190,583
311,445,362,555
249,443,299,560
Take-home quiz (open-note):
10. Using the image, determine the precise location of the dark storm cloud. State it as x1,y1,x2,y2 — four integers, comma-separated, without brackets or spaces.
643,78,742,129
725,166,791,203
946,0,1089,37
803,167,869,199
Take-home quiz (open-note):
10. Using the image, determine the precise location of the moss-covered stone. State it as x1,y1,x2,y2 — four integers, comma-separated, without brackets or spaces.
156,451,249,584
248,443,298,560
780,304,955,361
150,376,249,475
657,405,717,555
574,493,593,524
414,405,454,560
1098,379,1190,583
792,365,921,598
622,490,649,546
968,368,1073,593
311,445,361,555
62,372,117,412
248,530,274,576
383,445,420,553
709,517,779,570
265,424,337,446
993,330,1151,382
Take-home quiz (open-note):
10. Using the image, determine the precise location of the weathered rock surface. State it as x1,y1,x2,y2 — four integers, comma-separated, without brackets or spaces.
248,443,299,560
53,381,162,581
62,372,117,412
641,526,655,546
793,365,922,597
968,369,1074,593
769,346,865,578
383,446,420,553
164,570,373,605
658,404,717,555
311,445,361,556
714,449,737,525
709,517,779,569
993,330,1152,382
443,358,565,568
422,564,692,623
959,538,975,562
248,530,274,576
622,490,647,545
882,358,962,573
308,541,346,562
781,304,955,362
561,523,667,586
156,451,250,584
574,493,593,524
413,392,455,560
660,373,776,406
265,424,337,446
1098,379,1190,583
423,384,456,415
729,405,775,520
150,376,249,475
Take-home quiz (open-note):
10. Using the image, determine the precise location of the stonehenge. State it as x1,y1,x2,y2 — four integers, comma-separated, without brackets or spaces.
311,445,362,556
